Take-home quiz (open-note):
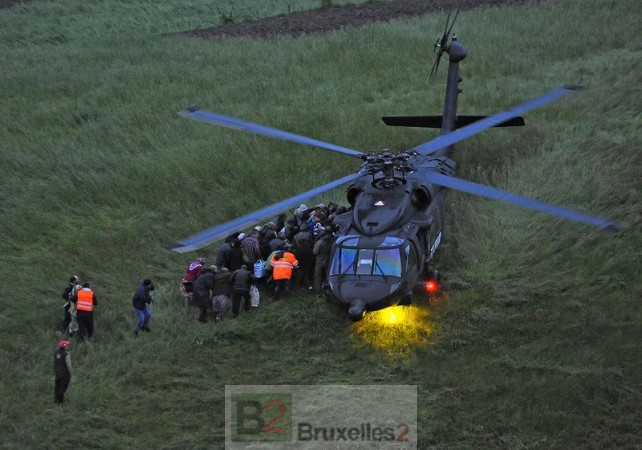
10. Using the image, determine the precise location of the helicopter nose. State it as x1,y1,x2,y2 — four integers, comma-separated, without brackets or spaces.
348,300,366,321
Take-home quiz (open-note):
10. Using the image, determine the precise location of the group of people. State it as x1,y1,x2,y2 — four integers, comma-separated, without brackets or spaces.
54,276,99,403
54,276,154,403
53,202,346,402
60,275,98,340
180,202,346,322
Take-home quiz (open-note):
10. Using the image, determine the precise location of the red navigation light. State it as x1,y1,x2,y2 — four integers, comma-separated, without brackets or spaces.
425,279,439,294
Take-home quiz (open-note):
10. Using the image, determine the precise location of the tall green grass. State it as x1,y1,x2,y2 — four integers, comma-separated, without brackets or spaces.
0,0,640,448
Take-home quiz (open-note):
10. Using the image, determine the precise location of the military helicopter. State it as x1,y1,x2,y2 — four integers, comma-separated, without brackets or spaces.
169,14,621,320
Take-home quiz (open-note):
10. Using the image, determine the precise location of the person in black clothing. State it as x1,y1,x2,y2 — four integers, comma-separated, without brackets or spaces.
228,238,245,271
53,340,72,403
229,265,256,317
60,275,79,332
313,227,334,293
192,268,216,323
293,238,314,291
212,267,232,322
132,279,155,335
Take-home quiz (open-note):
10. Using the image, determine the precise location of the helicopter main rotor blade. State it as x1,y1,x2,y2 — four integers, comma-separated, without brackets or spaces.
411,86,582,156
180,108,365,159
426,171,621,231
167,172,362,253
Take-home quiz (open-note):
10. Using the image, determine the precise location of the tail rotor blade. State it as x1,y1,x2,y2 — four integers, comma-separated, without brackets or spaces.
445,9,459,40
429,10,459,81
429,54,442,80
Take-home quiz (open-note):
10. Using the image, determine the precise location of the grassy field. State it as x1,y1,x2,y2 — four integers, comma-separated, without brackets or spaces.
0,0,640,448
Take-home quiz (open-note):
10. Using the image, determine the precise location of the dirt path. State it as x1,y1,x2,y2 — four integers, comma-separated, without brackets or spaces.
179,0,544,39
2,0,543,39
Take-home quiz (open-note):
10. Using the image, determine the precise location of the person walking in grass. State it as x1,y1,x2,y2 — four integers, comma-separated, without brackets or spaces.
60,275,79,333
53,340,72,403
132,279,155,335
74,282,97,340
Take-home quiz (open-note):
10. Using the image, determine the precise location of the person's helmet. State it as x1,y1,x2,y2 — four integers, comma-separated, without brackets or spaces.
59,340,70,349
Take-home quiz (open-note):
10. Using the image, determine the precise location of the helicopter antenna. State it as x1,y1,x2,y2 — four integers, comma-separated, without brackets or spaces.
429,9,460,80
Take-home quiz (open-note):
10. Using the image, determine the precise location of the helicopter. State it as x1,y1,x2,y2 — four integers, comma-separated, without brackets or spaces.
169,14,621,321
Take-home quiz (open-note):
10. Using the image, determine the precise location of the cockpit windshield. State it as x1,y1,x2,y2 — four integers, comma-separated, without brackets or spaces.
330,236,404,277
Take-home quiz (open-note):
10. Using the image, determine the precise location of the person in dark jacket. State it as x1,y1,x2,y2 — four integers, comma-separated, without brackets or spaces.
228,238,245,271
215,241,233,270
229,265,256,317
60,275,79,333
132,279,155,335
193,268,216,323
293,238,314,291
267,234,286,254
216,238,244,271
259,222,278,259
313,227,334,293
212,266,232,322
53,340,72,403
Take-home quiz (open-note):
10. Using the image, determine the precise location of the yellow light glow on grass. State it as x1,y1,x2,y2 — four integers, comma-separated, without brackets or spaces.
353,305,433,357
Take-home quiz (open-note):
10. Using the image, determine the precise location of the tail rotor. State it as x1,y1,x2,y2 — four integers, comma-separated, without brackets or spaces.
429,9,460,80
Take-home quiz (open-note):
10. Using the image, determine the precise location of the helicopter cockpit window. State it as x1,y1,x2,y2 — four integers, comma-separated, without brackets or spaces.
330,243,402,277
375,248,402,276
331,248,357,275
356,249,374,275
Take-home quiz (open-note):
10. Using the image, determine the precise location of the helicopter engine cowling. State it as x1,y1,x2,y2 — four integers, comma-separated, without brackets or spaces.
411,186,431,209
346,184,361,207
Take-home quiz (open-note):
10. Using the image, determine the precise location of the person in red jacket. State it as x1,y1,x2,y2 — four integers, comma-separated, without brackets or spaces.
271,248,298,300
181,257,205,304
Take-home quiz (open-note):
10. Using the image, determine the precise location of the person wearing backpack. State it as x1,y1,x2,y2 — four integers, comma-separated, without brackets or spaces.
60,275,79,333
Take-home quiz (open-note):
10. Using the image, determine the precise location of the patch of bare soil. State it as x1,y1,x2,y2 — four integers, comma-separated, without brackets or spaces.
1,0,544,39
179,0,543,40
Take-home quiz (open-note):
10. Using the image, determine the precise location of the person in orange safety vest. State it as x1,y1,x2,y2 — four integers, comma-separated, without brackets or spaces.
74,282,97,340
270,248,298,300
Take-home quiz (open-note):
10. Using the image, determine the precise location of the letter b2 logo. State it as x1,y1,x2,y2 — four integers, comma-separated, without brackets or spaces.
231,394,292,442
